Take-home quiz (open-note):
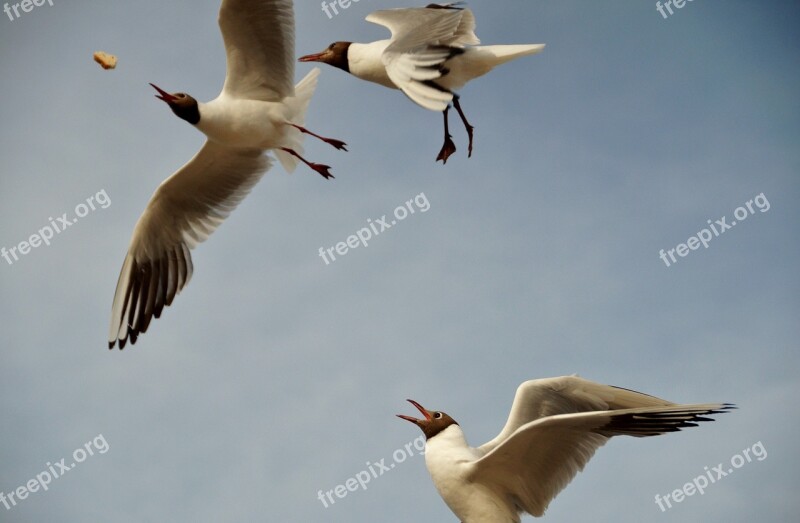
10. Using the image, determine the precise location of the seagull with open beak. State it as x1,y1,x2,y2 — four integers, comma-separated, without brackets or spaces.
108,0,346,349
398,375,734,522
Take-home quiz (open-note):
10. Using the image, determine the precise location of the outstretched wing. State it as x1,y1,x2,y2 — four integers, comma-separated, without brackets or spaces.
219,0,295,101
108,141,271,349
470,403,733,517
478,376,676,454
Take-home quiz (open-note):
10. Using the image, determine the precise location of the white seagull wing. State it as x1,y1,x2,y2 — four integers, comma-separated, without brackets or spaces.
219,0,295,101
478,376,675,454
470,403,732,517
108,141,271,349
442,5,480,47
366,6,478,111
367,6,479,49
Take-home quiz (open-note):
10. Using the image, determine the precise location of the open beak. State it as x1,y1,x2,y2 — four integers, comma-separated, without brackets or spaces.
298,51,327,63
396,399,433,426
149,83,177,103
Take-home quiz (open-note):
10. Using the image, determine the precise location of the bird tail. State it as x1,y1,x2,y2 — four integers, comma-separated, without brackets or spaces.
444,44,545,90
289,67,320,127
275,67,321,173
478,44,546,67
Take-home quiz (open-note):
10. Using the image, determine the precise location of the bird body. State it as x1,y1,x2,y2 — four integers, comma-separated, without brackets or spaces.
300,4,544,162
424,424,520,523
398,375,734,522
196,97,292,148
346,41,545,109
194,68,320,171
108,0,345,349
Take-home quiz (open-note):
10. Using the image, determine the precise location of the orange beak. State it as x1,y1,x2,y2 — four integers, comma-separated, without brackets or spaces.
149,83,178,103
298,51,327,63
396,399,433,426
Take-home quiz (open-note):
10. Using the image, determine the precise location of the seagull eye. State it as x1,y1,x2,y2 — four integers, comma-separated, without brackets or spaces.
177,94,186,99
434,412,442,419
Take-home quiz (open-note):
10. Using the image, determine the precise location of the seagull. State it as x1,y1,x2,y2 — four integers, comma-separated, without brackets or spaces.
299,2,544,163
397,375,734,522
108,0,346,349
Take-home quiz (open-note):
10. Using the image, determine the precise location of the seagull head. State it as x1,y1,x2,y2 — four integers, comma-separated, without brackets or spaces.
149,83,200,125
397,399,458,440
299,42,352,73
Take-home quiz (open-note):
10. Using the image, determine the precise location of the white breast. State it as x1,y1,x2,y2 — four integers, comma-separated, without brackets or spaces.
348,41,398,90
424,426,519,523
196,96,290,149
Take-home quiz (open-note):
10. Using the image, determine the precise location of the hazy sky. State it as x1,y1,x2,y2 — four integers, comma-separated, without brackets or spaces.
1,1,798,521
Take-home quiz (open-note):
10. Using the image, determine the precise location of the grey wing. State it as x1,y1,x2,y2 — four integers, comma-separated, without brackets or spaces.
366,6,478,110
446,5,480,46
367,6,477,50
219,0,295,101
478,376,675,454
469,403,732,517
108,142,271,348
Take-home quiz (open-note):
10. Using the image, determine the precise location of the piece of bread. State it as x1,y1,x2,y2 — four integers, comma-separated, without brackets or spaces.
93,51,117,70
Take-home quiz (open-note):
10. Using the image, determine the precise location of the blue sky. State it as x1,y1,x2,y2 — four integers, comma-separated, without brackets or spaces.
1,1,798,521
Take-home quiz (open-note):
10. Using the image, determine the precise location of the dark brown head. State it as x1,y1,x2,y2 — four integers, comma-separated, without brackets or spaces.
397,399,459,440
298,42,352,73
149,83,200,125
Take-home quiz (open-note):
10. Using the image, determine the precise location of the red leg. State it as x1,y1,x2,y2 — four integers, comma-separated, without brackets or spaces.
287,123,348,151
279,147,334,179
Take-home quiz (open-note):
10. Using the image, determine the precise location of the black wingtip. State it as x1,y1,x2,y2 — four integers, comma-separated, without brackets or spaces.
426,2,466,10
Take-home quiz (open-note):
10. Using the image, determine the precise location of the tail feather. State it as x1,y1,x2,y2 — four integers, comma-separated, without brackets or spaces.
442,44,545,91
288,67,320,127
481,44,546,66
275,67,321,173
